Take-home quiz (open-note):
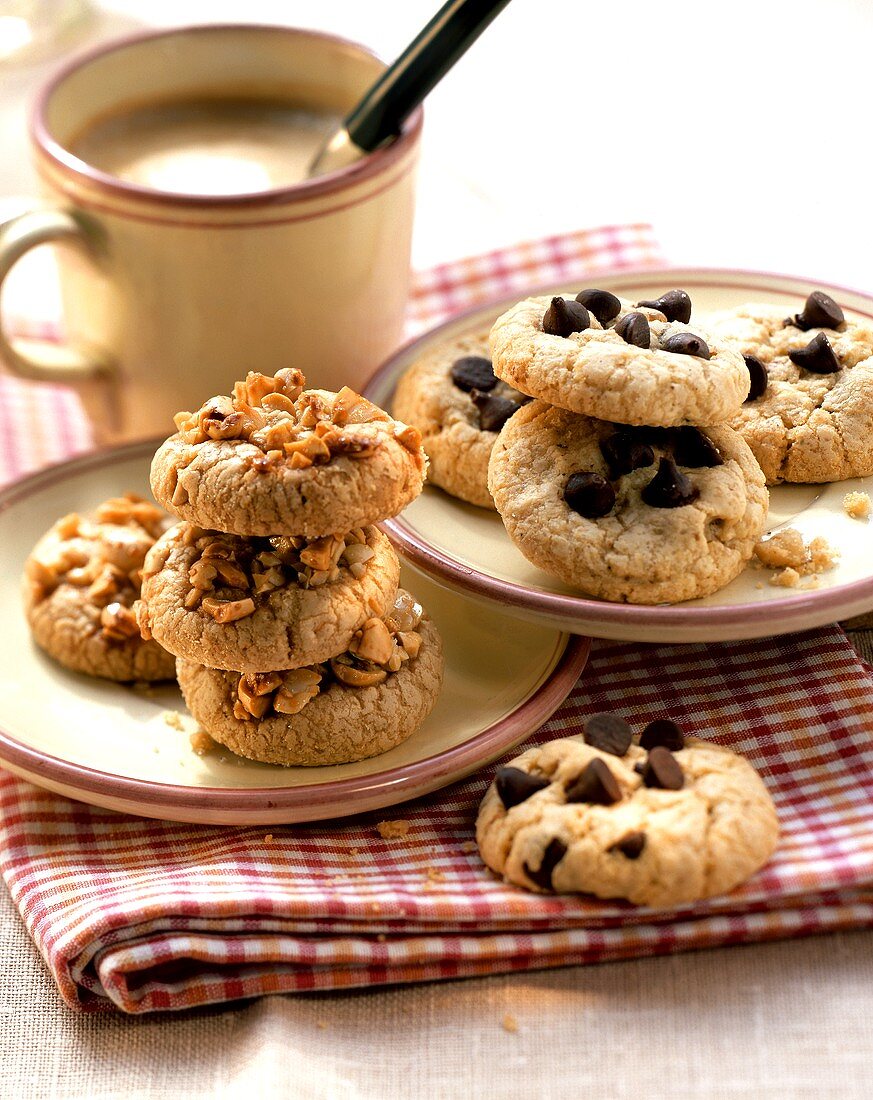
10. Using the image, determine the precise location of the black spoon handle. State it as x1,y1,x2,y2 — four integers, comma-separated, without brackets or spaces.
345,0,513,152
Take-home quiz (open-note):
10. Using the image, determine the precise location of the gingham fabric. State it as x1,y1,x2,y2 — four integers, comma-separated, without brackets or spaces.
2,223,872,1015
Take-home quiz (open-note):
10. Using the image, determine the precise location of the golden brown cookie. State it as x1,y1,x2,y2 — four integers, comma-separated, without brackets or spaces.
23,494,175,682
392,329,528,509
151,370,427,537
177,591,443,766
138,522,400,673
476,717,779,907
490,289,749,426
488,400,768,604
708,294,873,483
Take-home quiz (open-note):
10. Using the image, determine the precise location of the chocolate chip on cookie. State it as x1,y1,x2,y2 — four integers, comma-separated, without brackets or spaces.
641,746,685,790
471,390,520,432
543,297,590,338
496,766,550,810
637,289,692,324
788,332,841,374
450,355,497,393
575,288,622,324
743,354,768,401
599,431,655,478
609,831,647,859
787,290,845,332
660,332,711,360
615,311,651,348
523,838,567,890
565,758,621,805
564,471,616,518
641,457,699,508
672,427,724,469
583,712,633,756
640,719,685,752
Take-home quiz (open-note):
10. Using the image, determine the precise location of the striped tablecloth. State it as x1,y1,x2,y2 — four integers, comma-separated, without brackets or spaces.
1,223,872,1014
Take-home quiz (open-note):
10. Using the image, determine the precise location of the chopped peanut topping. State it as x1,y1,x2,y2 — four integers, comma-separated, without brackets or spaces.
27,495,170,644
201,597,256,623
172,369,424,471
232,590,425,719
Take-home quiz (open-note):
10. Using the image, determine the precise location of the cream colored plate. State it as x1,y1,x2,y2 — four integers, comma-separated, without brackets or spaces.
366,268,873,642
0,444,589,824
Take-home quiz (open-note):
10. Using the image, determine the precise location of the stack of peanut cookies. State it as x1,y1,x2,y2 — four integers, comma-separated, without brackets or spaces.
137,368,444,766
484,288,770,604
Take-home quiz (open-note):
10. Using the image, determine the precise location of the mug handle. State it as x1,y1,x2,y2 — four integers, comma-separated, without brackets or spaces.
0,207,117,436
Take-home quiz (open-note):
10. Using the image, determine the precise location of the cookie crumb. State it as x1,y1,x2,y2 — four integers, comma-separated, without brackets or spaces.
189,730,217,755
316,1020,328,1031
501,1013,519,1034
755,528,838,580
425,867,446,883
377,819,410,840
376,933,387,943
368,901,382,914
349,847,360,857
263,834,274,845
460,840,477,854
843,491,871,519
755,581,764,590
163,710,185,731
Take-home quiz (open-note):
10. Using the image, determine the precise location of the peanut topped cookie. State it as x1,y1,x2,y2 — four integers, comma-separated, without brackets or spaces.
392,329,529,509
23,494,175,682
708,292,873,483
476,715,779,907
177,589,443,766
137,522,399,673
488,400,768,604
489,288,749,426
151,370,427,537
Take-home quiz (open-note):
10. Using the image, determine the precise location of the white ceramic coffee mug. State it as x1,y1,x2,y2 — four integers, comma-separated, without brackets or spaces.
0,24,422,441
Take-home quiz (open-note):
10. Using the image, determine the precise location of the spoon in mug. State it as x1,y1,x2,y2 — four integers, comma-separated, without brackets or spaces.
308,0,512,178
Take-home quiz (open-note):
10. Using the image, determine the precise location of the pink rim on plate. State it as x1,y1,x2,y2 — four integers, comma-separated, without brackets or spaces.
0,442,589,821
366,265,873,638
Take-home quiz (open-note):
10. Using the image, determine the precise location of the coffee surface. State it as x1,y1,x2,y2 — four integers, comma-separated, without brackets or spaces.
71,98,341,194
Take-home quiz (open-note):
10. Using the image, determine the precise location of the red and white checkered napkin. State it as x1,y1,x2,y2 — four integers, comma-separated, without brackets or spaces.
3,223,872,1015
1,630,872,1013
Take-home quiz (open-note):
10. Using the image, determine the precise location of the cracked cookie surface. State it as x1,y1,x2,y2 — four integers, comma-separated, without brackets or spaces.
177,599,443,766
487,400,768,604
23,494,175,682
392,330,527,509
708,302,873,484
151,371,427,537
490,294,749,426
476,733,779,907
138,522,400,673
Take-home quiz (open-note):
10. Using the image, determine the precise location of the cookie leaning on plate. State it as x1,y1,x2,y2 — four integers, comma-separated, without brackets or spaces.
487,400,768,604
150,370,427,537
708,292,873,484
23,494,175,682
476,715,779,907
392,330,529,509
177,591,443,766
137,523,399,673
490,288,750,426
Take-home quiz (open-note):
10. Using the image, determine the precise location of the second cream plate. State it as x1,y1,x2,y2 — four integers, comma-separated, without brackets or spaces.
366,268,873,643
0,444,588,825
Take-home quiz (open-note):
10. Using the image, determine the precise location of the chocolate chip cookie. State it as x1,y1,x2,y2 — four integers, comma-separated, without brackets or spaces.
177,590,443,766
487,400,768,603
489,289,749,426
151,371,428,537
23,494,175,682
476,716,779,907
137,522,399,673
392,330,528,508
708,293,873,483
